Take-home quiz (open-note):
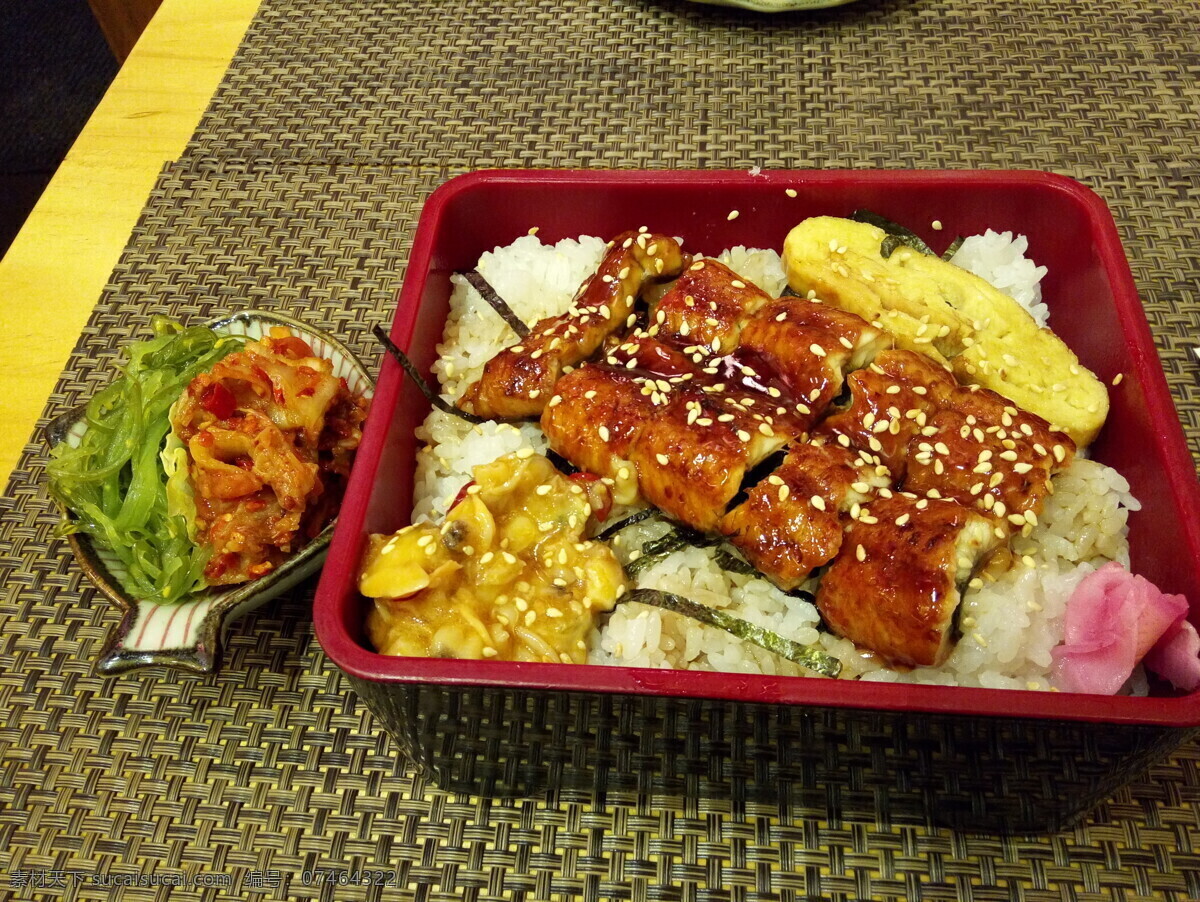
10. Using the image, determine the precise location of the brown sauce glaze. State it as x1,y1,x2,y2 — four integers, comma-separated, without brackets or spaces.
461,230,684,419
721,443,889,590
652,258,773,353
814,350,957,479
737,298,888,417
816,493,1000,668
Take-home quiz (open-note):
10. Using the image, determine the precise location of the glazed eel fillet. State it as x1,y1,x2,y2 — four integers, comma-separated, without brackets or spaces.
460,230,686,419
811,348,1078,666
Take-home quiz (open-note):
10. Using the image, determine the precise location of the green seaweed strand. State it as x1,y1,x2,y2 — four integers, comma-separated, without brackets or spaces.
46,318,244,604
624,589,842,678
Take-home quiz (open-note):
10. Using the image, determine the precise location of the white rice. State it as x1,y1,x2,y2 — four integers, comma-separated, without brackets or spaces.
412,231,1133,690
949,229,1050,326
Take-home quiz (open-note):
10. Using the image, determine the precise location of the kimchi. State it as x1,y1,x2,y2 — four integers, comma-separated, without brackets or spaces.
171,327,369,585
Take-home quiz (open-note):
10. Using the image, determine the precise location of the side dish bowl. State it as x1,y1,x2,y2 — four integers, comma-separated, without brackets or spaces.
315,170,1200,829
46,309,374,675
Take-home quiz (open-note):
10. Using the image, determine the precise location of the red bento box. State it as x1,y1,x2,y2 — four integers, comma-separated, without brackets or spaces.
315,170,1200,831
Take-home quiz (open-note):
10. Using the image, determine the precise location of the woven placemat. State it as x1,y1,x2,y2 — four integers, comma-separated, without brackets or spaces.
3,0,1200,897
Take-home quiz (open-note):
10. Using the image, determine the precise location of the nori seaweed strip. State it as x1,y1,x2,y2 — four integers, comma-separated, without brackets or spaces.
371,324,494,425
545,449,579,476
461,271,531,338
879,235,907,259
713,548,757,576
624,589,842,677
786,588,817,604
941,236,966,260
596,508,658,541
624,527,720,576
852,209,937,258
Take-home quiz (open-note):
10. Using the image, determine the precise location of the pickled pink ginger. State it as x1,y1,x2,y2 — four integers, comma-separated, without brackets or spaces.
1050,562,1198,694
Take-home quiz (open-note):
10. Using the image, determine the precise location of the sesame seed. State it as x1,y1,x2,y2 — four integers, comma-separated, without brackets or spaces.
1112,372,1124,386
656,453,669,465
536,484,552,496
598,425,611,441
727,210,740,221
932,220,943,231
737,430,752,442
731,279,746,289
785,188,798,198
810,494,826,511
855,544,866,562
895,513,910,527
809,343,827,358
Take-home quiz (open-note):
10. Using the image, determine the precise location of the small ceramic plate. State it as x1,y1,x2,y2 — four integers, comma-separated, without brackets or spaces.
44,309,375,676
687,0,859,11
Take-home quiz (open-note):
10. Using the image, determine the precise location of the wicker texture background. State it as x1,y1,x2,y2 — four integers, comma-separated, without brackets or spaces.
3,0,1200,898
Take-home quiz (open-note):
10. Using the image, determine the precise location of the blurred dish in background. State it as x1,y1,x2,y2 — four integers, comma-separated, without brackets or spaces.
686,0,859,11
